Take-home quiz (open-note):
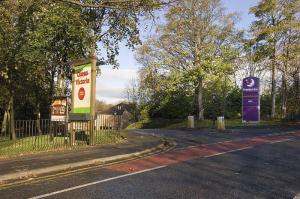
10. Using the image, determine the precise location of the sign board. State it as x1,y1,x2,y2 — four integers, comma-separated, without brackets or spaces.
51,97,67,121
70,57,96,145
242,77,260,122
73,63,92,114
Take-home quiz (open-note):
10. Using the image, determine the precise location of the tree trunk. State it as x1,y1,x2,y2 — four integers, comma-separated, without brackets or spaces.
9,96,16,140
49,70,55,119
271,39,276,119
271,64,276,119
61,73,65,96
197,77,204,120
281,72,287,118
56,72,61,96
270,14,277,119
281,66,287,119
36,103,42,136
1,111,8,136
222,75,227,117
296,71,300,116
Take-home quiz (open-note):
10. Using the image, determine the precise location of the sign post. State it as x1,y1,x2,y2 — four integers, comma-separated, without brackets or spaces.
70,56,97,145
242,76,260,123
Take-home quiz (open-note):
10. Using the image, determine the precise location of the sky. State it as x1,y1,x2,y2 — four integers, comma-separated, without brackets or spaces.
96,0,260,104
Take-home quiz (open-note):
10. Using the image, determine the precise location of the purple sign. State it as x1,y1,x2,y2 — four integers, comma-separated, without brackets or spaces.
242,77,260,122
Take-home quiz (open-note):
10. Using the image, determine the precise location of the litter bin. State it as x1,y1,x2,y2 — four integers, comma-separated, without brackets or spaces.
187,116,195,128
217,116,225,130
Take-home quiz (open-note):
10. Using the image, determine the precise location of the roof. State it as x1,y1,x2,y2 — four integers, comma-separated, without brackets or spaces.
98,102,135,115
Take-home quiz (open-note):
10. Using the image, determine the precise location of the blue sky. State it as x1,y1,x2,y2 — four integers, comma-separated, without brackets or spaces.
96,0,259,104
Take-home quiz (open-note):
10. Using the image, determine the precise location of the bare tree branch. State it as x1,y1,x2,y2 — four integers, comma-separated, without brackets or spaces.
58,0,177,9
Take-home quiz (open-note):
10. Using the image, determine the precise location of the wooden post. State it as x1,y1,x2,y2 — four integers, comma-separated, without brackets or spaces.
90,56,97,145
70,69,76,146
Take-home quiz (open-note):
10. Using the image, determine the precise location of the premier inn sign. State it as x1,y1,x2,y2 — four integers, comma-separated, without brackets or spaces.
73,63,92,113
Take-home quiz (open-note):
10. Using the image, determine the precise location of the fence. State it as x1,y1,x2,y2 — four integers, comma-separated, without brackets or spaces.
0,114,122,157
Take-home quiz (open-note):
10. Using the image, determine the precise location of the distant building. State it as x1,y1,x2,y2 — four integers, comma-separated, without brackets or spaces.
98,102,135,116
97,102,136,128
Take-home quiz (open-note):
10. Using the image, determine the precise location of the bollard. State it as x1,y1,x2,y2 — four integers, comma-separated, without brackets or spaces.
216,116,225,130
187,116,195,128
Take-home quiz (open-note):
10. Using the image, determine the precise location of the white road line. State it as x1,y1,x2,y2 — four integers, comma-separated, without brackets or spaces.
174,139,241,151
203,138,293,158
269,138,291,144
28,165,167,199
204,146,253,158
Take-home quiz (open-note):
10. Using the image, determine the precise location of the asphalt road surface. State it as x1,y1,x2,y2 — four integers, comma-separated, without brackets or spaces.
1,128,300,199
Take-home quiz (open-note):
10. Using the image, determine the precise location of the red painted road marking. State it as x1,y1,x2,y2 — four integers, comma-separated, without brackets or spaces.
109,131,300,173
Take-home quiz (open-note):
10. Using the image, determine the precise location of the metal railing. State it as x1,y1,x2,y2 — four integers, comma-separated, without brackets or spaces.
0,115,123,157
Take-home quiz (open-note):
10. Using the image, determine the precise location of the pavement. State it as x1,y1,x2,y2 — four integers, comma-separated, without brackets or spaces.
0,131,174,184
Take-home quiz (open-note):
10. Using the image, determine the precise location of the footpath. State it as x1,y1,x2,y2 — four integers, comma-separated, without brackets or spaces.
0,131,174,184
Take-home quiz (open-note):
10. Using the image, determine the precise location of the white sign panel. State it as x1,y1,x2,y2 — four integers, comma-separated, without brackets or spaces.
73,63,91,113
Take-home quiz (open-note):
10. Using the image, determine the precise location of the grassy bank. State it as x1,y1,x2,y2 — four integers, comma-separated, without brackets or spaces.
0,131,123,157
127,118,283,129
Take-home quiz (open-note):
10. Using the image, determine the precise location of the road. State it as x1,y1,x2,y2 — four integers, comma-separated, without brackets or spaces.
1,128,300,199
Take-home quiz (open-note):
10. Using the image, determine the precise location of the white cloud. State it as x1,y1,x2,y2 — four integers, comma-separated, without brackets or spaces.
95,67,138,103
96,87,125,99
97,97,125,104
98,67,138,82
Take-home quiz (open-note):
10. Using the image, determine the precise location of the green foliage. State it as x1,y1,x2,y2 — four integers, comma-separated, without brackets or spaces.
203,85,242,119
153,90,194,119
0,0,158,120
260,93,272,119
140,105,151,121
249,0,300,119
137,71,195,119
135,0,242,120
96,100,113,113
225,87,242,119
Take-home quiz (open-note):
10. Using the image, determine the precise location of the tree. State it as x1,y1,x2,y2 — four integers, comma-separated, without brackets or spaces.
277,0,300,118
0,0,35,139
96,100,113,112
250,0,300,119
22,1,92,107
0,0,169,132
136,0,241,120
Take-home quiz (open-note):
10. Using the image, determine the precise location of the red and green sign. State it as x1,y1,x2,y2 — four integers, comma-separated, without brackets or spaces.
73,63,91,113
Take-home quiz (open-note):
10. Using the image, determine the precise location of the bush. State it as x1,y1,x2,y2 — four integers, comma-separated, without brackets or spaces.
152,91,194,119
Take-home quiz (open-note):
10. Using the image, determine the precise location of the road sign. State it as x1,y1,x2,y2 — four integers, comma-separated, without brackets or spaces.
242,76,260,122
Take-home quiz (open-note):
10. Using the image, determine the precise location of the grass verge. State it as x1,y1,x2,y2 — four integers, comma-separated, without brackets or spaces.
0,131,123,157
127,118,283,129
